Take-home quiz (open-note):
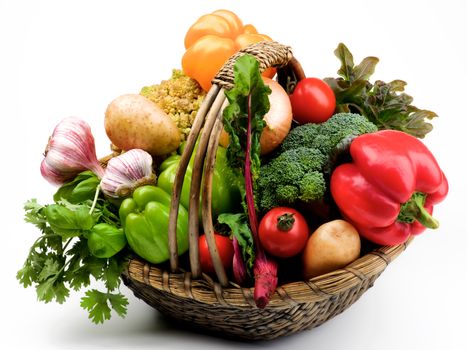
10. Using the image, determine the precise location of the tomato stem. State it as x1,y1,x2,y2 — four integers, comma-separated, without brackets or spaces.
277,213,295,231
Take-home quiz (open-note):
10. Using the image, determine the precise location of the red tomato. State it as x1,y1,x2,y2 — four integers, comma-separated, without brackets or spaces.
199,233,234,275
258,207,309,258
289,77,336,124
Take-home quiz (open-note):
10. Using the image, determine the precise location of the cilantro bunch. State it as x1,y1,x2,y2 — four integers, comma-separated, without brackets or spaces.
17,171,129,324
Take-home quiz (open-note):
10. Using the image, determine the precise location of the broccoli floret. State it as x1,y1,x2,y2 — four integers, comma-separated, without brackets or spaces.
276,185,299,204
257,148,327,210
282,113,377,155
299,172,327,202
257,112,377,211
280,123,320,152
140,69,206,141
312,113,378,155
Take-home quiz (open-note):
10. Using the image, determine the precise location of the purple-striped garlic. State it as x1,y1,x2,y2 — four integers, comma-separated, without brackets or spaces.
40,116,105,185
100,149,156,198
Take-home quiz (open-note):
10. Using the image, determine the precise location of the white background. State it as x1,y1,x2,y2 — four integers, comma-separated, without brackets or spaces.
1,0,466,349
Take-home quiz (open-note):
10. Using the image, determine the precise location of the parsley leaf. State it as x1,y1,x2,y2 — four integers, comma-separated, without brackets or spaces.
80,290,128,324
80,290,112,324
108,293,129,318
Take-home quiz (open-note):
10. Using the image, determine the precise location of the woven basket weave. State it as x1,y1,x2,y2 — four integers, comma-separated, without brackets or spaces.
121,41,413,340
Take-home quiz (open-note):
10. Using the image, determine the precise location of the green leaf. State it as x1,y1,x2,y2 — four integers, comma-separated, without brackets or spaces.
24,199,47,229
53,281,70,304
80,290,128,323
80,290,112,324
335,43,355,81
353,56,379,81
54,171,99,203
96,201,121,226
218,213,255,272
335,80,368,104
71,176,100,202
45,234,64,253
108,293,129,318
388,79,407,92
223,54,270,175
323,77,347,95
330,43,438,138
38,257,62,282
87,224,126,259
17,264,35,288
82,256,106,280
74,206,95,230
36,278,56,303
44,204,95,238
68,265,91,291
36,278,70,304
103,257,125,291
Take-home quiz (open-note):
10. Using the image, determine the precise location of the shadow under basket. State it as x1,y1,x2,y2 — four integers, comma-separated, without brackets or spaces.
120,41,413,341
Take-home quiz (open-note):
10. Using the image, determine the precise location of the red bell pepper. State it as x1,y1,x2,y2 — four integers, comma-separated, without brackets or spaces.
330,130,448,246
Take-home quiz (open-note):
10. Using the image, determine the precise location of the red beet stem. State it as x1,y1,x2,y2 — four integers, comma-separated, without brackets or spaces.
245,94,278,308
253,249,278,308
232,237,247,285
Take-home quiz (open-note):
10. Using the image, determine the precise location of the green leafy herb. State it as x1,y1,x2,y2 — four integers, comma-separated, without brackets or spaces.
18,174,129,324
80,289,128,324
87,223,127,259
324,43,438,138
223,54,270,182
43,204,95,238
217,213,255,272
54,171,100,203
221,53,271,247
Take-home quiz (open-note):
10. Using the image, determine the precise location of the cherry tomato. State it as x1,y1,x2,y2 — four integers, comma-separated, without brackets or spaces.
289,77,336,124
199,233,234,275
258,207,309,258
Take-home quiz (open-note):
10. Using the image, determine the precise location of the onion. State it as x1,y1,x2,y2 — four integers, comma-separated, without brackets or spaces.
259,77,293,154
219,77,292,155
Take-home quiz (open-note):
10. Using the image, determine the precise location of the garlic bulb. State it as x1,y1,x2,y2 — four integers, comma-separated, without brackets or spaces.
100,149,156,198
40,116,105,185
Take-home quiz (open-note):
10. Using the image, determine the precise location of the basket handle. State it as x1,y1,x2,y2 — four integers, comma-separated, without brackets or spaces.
167,41,304,286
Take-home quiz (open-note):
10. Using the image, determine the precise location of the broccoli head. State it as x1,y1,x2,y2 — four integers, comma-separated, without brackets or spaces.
280,122,320,151
257,147,327,210
281,113,377,155
312,113,378,155
258,113,376,211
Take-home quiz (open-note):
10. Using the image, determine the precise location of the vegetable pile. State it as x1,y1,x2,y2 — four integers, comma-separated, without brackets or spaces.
19,9,449,323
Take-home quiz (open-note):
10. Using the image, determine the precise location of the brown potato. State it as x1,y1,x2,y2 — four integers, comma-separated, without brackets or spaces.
303,219,361,280
105,94,181,156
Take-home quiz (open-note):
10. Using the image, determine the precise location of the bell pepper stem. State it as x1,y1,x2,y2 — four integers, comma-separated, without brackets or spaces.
398,192,439,229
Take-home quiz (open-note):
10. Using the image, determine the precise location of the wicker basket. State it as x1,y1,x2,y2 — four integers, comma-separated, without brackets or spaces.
121,41,413,341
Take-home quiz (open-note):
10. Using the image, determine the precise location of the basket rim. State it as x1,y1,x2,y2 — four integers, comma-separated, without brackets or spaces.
124,237,413,309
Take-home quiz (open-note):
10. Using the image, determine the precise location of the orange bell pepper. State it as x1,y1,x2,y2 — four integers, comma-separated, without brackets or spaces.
182,10,275,91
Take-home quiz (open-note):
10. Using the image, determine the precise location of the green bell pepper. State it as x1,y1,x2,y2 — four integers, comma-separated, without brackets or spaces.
119,185,189,264
157,144,241,218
